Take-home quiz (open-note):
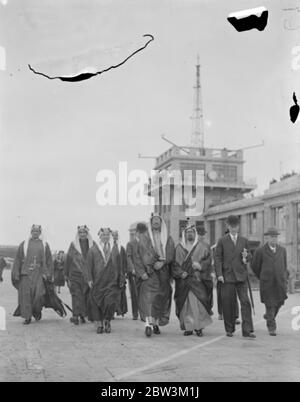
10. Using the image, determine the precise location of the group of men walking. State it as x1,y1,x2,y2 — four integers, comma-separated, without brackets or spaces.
10,213,289,338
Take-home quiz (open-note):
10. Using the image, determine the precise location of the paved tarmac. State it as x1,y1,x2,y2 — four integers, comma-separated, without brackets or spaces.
0,269,299,382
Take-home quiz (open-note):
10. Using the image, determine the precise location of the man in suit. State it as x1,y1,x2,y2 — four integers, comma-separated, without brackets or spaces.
251,228,288,336
126,223,140,320
215,215,255,338
197,226,214,311
212,229,240,323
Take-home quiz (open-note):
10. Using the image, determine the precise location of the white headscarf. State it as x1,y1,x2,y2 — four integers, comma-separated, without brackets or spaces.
181,225,198,261
73,225,94,255
23,225,47,256
147,214,168,259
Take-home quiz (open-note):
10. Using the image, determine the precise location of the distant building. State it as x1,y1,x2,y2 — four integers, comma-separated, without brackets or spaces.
150,144,256,240
205,173,300,278
148,57,300,279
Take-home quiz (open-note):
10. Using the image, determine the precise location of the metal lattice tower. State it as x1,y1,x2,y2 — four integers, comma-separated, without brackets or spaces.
191,55,204,149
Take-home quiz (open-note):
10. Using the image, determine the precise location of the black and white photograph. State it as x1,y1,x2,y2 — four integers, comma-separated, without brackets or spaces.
0,0,300,386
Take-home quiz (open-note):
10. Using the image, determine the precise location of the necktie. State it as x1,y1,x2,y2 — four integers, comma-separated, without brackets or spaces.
104,243,110,261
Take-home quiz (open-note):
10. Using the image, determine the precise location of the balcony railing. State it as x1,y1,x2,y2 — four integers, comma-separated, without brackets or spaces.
155,146,244,166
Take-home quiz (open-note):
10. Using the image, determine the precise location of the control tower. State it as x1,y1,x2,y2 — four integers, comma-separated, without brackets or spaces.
149,59,256,241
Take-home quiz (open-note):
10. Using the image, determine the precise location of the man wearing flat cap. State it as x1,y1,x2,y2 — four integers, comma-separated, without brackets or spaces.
215,215,255,338
251,227,288,336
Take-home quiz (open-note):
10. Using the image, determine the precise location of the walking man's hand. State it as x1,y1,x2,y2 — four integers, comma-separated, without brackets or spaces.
142,273,149,281
218,276,225,283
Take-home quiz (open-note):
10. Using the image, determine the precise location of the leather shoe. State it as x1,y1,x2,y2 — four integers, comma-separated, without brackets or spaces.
243,333,256,339
195,329,203,337
70,316,79,325
145,326,152,337
269,330,277,336
184,330,193,336
97,326,104,334
153,325,161,335
23,319,31,325
34,312,42,322
226,332,234,337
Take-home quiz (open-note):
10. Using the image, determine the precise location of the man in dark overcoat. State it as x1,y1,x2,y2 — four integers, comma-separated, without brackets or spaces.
251,227,288,336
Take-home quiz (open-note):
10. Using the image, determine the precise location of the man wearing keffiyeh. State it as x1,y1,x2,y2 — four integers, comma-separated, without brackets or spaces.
86,228,123,334
172,223,213,337
135,214,174,337
64,225,94,326
11,225,53,325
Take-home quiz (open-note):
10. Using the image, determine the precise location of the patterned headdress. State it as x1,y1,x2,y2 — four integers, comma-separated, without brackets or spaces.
77,225,89,233
184,218,196,232
150,212,162,222
31,224,42,233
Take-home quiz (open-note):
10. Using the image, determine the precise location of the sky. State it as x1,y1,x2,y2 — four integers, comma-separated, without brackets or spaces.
0,0,299,249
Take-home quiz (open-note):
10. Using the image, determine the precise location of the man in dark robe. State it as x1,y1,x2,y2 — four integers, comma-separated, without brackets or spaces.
135,214,174,337
197,226,214,311
173,225,213,337
215,215,255,338
112,230,128,317
251,227,288,336
126,223,140,320
0,255,7,283
11,224,53,325
64,225,94,325
87,228,123,334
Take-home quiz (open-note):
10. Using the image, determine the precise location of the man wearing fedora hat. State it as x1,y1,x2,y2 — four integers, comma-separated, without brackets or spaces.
251,227,288,336
215,215,255,338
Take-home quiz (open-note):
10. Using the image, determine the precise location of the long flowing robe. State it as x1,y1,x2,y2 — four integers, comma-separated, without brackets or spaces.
173,238,213,331
86,242,123,322
197,239,214,310
11,239,53,320
135,220,174,326
115,245,128,316
64,235,94,317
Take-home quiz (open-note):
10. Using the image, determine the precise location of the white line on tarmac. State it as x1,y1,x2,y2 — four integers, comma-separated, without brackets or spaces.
115,308,292,381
